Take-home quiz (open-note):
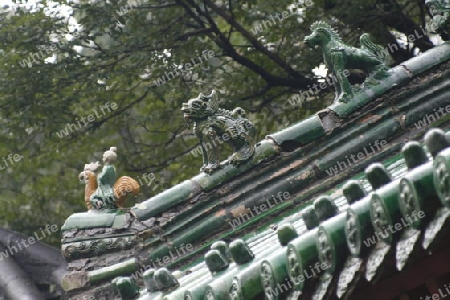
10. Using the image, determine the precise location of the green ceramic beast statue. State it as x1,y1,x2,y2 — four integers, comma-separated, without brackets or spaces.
181,90,257,174
304,21,389,104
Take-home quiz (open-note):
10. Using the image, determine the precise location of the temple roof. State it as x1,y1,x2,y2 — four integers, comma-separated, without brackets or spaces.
61,42,450,300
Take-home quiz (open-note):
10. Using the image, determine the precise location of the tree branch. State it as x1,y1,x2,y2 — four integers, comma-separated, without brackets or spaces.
202,0,302,78
176,0,314,89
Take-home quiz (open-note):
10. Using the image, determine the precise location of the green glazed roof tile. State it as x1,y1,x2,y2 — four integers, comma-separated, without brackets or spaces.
61,209,125,231
266,115,325,146
130,179,200,221
88,258,137,284
192,139,279,191
401,42,450,75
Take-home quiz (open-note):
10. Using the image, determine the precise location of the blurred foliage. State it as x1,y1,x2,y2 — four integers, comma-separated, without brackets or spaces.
0,0,437,247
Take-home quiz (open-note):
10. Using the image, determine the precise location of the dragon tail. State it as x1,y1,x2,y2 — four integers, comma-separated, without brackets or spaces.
114,176,140,207
360,33,387,62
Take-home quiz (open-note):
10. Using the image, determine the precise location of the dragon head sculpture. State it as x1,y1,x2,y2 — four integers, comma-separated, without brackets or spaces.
180,89,257,174
181,90,219,123
304,21,342,50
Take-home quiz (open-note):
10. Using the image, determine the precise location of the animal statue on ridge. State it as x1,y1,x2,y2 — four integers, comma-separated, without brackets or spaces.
304,21,389,104
181,90,257,174
78,147,140,210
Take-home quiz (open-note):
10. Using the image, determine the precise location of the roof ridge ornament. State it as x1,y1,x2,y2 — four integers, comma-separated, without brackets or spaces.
304,21,389,104
181,90,257,174
78,147,140,210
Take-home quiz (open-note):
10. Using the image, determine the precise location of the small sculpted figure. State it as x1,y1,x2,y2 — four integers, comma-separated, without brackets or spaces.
79,162,101,210
426,0,450,39
181,90,257,174
304,21,389,103
78,147,140,210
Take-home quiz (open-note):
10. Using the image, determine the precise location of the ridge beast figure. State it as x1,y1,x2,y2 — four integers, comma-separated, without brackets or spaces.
181,90,257,174
304,21,389,104
78,147,140,210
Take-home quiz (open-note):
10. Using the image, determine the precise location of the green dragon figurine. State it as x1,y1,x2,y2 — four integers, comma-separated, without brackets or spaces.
304,21,389,104
181,90,257,174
